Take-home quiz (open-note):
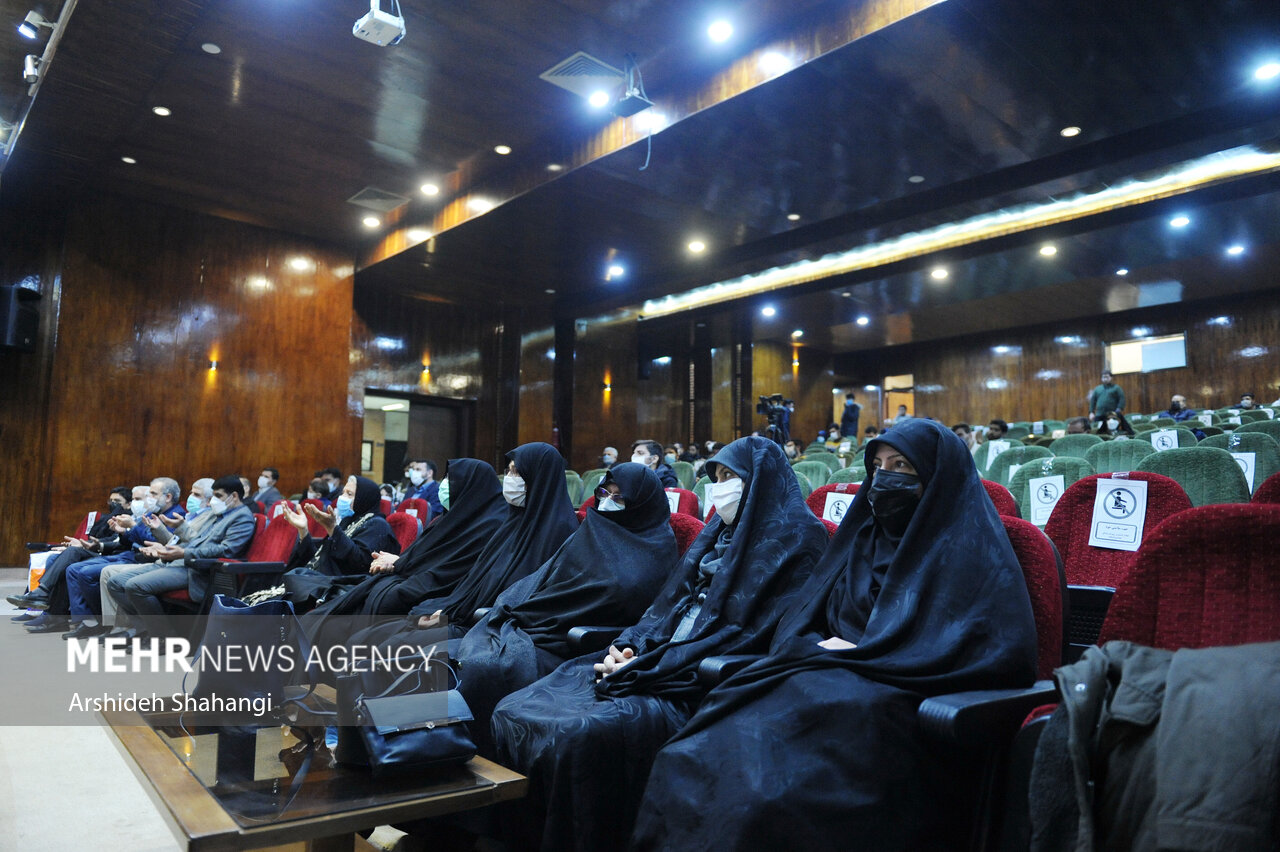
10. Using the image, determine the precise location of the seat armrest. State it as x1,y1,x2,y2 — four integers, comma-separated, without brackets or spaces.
25,542,54,552
567,625,620,653
918,681,1058,748
189,558,287,575
697,654,758,689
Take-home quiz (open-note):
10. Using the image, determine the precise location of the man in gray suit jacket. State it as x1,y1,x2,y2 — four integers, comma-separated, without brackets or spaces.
108,475,257,638
250,467,283,508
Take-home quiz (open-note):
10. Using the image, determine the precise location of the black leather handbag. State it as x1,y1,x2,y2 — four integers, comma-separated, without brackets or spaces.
350,660,476,779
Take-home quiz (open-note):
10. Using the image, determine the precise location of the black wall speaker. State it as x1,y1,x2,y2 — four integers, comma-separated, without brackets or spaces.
0,285,40,352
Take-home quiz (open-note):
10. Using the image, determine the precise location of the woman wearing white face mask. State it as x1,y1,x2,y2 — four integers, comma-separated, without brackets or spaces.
1096,409,1134,439
490,437,827,852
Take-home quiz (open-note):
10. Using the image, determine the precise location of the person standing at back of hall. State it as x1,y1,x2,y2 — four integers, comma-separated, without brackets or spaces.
1088,370,1125,425
841,393,861,439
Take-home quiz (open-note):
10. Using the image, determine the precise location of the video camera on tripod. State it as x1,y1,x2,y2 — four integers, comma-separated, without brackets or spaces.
757,394,792,444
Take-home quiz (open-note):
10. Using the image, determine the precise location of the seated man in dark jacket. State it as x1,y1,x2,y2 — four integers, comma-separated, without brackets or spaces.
630,439,679,489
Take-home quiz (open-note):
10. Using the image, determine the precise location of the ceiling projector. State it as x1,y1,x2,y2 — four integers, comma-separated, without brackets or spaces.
353,0,405,46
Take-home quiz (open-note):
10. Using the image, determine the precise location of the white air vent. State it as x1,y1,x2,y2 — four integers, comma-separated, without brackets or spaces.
346,186,410,213
540,51,624,99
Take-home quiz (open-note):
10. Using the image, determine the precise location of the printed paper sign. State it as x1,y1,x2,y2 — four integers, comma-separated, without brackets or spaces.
1229,416,1242,425
1264,409,1275,419
406,508,419,518
1029,475,1066,527
1032,421,1044,434
1089,478,1149,552
1005,463,1022,485
822,492,854,524
1228,409,1240,416
1150,429,1180,452
1198,413,1214,427
666,491,681,514
273,503,286,517
1231,452,1256,492
986,440,1011,468
1051,429,1066,439
838,441,853,453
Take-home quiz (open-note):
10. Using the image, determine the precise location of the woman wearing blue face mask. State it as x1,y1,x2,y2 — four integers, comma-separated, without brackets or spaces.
278,474,400,605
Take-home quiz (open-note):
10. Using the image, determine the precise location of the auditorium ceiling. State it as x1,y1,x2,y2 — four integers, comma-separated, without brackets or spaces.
3,0,1280,350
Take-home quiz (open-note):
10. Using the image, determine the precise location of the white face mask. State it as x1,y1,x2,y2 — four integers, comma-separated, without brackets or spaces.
631,452,650,466
209,496,228,515
597,495,625,512
503,473,527,507
143,496,159,513
1107,419,1120,430
257,475,270,489
408,469,426,486
130,499,146,516
602,453,616,465
437,478,450,511
707,478,745,525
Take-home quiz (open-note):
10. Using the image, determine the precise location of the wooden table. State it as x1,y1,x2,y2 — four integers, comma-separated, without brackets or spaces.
102,708,526,852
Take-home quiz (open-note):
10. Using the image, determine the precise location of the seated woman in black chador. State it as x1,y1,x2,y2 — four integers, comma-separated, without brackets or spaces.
278,475,399,604
299,459,507,656
630,418,1038,852
452,462,676,756
488,436,828,852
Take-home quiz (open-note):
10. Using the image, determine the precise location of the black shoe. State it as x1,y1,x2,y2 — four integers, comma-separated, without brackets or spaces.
62,623,109,640
101,627,136,642
6,591,50,609
10,612,38,622
26,617,71,634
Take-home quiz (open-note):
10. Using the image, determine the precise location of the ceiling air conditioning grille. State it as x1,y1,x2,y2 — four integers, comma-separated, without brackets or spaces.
346,186,410,213
539,51,624,99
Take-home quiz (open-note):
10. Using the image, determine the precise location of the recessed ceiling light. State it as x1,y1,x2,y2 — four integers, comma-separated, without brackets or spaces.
544,288,556,294
1169,215,1190,228
687,239,707,253
863,384,877,391
930,267,948,280
1254,62,1280,81
419,183,439,196
634,111,667,132
407,228,432,242
707,20,733,43
759,51,792,75
855,315,870,326
120,156,137,164
606,263,625,279
152,106,171,117
587,90,611,109
1226,244,1246,256
841,291,852,298
1115,268,1129,276
467,197,495,213
1039,244,1057,256
200,43,221,55
760,305,776,317
907,175,925,184
494,145,511,155
786,213,800,221
1059,125,1081,137
1131,326,1151,338
362,216,381,228
546,163,564,172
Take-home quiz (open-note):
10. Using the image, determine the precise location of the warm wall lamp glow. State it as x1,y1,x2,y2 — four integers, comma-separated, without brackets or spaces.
209,360,218,371
791,358,800,367
421,364,430,373
602,382,612,392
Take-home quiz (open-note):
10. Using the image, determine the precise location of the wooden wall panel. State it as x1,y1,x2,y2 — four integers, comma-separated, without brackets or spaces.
749,342,836,444
836,288,1280,427
710,345,735,444
2,192,359,562
517,324,555,448
570,318,638,473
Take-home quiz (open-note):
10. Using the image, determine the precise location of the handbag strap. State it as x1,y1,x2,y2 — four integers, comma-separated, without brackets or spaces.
363,651,461,702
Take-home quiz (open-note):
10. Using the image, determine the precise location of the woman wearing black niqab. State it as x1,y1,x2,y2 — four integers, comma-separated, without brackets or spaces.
631,418,1038,852
489,436,828,852
454,462,676,756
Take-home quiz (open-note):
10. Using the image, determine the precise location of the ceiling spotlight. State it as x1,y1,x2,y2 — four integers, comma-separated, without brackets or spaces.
791,329,803,338
633,111,667,132
1169,215,1190,228
587,90,611,109
1115,268,1129,276
362,215,381,228
606,263,625,279
493,144,511,155
760,305,776,317
406,228,432,242
544,288,556,294
419,182,439,195
1039,244,1058,256
18,10,53,39
855,315,870,326
201,42,221,54
930,267,948,280
907,175,925,184
840,291,852,298
863,384,877,391
786,213,800,221
546,163,564,172
1059,125,1081,137
687,239,706,253
1226,244,1246,256
758,51,792,76
467,197,495,213
120,156,137,164
707,19,733,43
22,54,40,84
1254,62,1280,81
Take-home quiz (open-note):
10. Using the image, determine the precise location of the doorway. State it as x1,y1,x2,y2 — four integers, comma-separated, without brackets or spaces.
363,391,475,485
884,374,914,425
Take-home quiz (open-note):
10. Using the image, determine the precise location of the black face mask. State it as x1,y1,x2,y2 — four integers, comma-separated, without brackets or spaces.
867,469,922,538
108,501,128,514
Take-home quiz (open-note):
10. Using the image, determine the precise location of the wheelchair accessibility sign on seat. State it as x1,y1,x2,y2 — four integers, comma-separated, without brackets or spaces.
1088,478,1148,552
